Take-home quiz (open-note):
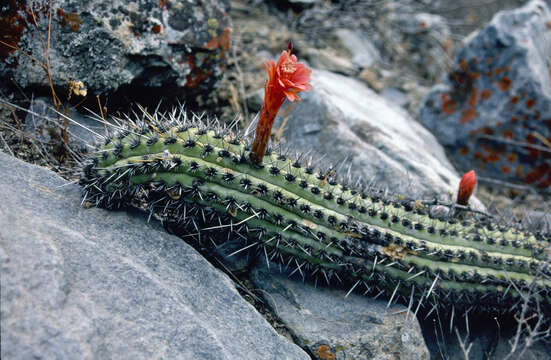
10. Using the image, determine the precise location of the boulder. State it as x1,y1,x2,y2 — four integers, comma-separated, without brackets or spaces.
274,69,477,203
0,152,309,360
419,0,551,188
0,0,231,102
251,261,429,360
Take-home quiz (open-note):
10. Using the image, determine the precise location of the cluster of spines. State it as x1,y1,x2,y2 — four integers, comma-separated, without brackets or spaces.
80,109,551,318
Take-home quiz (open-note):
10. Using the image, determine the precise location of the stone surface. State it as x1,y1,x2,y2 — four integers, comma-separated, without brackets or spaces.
419,0,551,188
24,97,105,150
275,69,480,203
380,87,410,109
251,261,429,360
386,11,451,82
0,0,231,100
0,152,309,360
303,47,357,76
334,28,381,69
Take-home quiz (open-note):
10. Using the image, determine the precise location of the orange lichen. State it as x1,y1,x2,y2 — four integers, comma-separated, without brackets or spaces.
151,24,162,34
525,164,551,186
459,59,468,71
516,165,523,178
57,8,81,32
511,116,519,123
506,153,517,163
498,77,512,91
317,345,336,360
0,1,48,62
459,147,469,155
485,153,500,163
511,96,519,104
460,108,476,124
493,68,502,75
501,165,510,174
480,144,500,163
503,129,513,139
525,99,535,109
205,27,231,50
480,89,492,100
467,87,478,107
468,72,480,80
184,54,213,88
441,94,457,115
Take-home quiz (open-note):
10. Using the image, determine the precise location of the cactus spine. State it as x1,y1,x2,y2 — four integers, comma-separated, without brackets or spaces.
80,110,551,317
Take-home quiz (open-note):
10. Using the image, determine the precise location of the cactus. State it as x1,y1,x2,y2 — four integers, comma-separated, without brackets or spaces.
80,108,551,319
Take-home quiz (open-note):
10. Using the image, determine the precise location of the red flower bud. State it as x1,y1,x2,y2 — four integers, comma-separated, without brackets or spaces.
250,45,312,164
457,170,477,206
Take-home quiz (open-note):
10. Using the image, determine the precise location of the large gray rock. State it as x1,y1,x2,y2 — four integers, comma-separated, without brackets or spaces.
251,261,429,360
0,152,309,360
419,0,551,188
0,0,231,100
275,69,474,202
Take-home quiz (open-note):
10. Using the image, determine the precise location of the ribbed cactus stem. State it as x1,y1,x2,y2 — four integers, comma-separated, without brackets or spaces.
80,113,551,318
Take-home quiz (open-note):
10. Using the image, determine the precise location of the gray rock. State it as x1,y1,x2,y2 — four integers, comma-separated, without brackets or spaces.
383,9,452,83
380,87,410,108
303,47,358,76
251,261,429,360
1,0,231,100
334,29,381,69
0,152,309,360
275,69,478,203
24,97,106,150
419,0,551,188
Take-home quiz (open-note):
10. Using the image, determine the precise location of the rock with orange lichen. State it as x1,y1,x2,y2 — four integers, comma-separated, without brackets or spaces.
419,0,551,188
0,0,231,103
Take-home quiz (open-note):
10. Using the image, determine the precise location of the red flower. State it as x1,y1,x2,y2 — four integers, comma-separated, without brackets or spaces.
250,42,312,164
263,49,312,111
456,170,477,206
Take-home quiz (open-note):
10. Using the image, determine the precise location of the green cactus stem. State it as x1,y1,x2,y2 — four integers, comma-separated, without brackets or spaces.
80,110,551,319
